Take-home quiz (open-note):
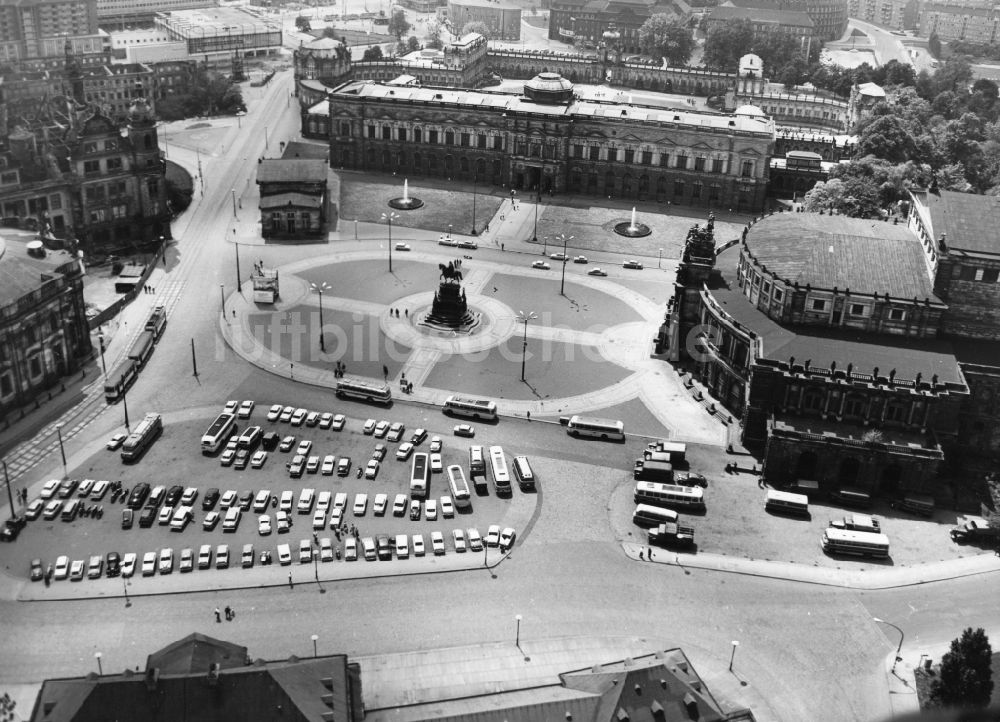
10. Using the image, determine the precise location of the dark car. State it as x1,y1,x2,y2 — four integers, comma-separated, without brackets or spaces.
0,516,26,542
57,479,78,499
376,535,392,561
138,507,157,528
164,485,184,507
30,558,44,581
106,552,121,577
259,549,272,565
234,448,251,470
262,431,280,451
202,488,220,511
121,509,134,530
127,483,151,509
239,490,254,512
673,471,708,488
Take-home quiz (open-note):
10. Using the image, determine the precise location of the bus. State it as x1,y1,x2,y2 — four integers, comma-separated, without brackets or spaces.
512,455,535,491
446,464,471,508
410,453,429,499
104,359,137,403
145,305,167,340
469,446,487,493
335,379,392,405
765,489,810,517
121,412,163,463
632,503,679,528
821,528,890,559
201,413,236,454
127,330,155,369
488,446,511,495
443,395,498,420
633,482,705,512
567,415,625,441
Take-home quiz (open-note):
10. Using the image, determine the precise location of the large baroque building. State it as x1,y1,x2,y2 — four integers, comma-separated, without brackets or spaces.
318,73,774,210
547,0,691,52
720,0,848,41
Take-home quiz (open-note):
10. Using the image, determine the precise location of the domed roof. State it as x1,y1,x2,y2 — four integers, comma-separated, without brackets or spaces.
302,36,344,57
734,104,766,117
523,72,574,104
127,98,155,126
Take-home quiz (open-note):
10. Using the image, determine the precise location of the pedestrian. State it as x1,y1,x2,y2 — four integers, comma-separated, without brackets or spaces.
405,309,408,318
215,608,221,623
288,573,293,589
230,607,236,620
526,410,531,420
383,365,388,380
501,243,505,251
648,548,654,560
638,549,644,560
232,309,236,318
225,605,231,620
313,532,319,546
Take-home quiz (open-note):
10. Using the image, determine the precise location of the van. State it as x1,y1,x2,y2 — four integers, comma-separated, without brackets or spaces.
169,506,192,531
895,493,934,518
765,489,810,517
262,431,280,451
361,536,377,561
830,487,871,509
61,499,81,521
469,445,485,475
222,506,242,532
147,485,166,508
237,425,262,449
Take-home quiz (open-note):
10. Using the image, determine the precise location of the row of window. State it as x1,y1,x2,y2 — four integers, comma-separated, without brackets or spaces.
762,106,841,121
85,181,129,203
361,124,505,150
788,386,924,423
89,204,129,223
957,265,1000,283
83,157,124,174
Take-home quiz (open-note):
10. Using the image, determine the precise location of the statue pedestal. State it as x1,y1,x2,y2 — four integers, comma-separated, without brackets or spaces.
422,280,480,332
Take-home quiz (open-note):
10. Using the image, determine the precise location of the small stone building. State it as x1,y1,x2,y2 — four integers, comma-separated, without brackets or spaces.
255,159,331,240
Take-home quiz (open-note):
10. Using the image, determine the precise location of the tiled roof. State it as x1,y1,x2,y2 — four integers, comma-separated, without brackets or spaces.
257,159,328,183
918,189,1000,255
0,238,77,307
145,633,248,674
744,213,938,301
708,5,814,26
260,192,324,209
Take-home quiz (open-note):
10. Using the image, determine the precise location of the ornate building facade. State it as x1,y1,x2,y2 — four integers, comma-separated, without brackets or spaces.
320,73,774,210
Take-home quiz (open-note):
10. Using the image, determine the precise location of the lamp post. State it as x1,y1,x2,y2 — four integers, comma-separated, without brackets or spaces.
515,614,522,647
658,248,663,269
556,233,574,296
470,172,478,235
97,333,107,378
380,211,399,273
121,380,130,432
516,311,537,382
531,187,540,242
55,423,67,479
311,634,319,657
729,640,739,672
233,236,242,295
123,577,130,607
94,652,103,676
873,617,904,674
310,282,330,352
3,459,14,516
220,284,227,324
231,188,237,217
264,125,269,149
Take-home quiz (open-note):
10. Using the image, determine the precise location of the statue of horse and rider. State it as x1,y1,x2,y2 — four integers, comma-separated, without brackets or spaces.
439,262,463,283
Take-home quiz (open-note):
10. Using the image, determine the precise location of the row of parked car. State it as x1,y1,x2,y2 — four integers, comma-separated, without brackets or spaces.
36,524,518,581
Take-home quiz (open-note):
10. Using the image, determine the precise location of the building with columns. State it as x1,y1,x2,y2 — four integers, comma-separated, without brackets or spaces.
319,73,775,211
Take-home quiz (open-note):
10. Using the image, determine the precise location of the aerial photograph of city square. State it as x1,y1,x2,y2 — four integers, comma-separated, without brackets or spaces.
2,0,1000,719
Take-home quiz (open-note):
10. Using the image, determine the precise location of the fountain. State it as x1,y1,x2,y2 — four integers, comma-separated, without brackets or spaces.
614,206,651,237
418,261,481,333
388,178,425,210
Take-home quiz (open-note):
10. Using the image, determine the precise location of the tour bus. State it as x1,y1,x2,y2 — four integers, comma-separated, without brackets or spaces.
335,379,392,405
830,487,872,509
410,453,430,499
488,446,511,495
446,465,472,509
632,503,679,528
895,493,934,518
443,395,498,420
121,412,163,463
821,528,890,558
633,482,705,512
566,415,625,441
104,359,137,404
145,305,167,340
512,456,536,491
201,412,236,454
127,330,156,369
764,489,810,517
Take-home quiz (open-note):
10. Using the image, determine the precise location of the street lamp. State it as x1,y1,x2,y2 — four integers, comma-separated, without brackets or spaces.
123,577,130,607
264,124,269,149
220,284,227,324
531,186,541,242
729,640,739,671
310,282,330,352
232,234,242,295
3,459,14,517
97,333,107,378
380,211,399,273
658,248,663,269
231,188,237,217
311,634,319,657
873,617,904,674
55,423,67,479
515,614,523,647
94,652,103,676
555,233,574,296
470,172,478,235
515,311,537,382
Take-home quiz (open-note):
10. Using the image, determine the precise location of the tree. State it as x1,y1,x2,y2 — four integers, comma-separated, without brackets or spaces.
426,20,444,49
931,628,994,709
295,15,311,32
362,45,384,61
855,115,919,163
876,59,916,88
703,18,754,70
928,31,941,59
461,20,490,39
407,35,421,52
752,32,802,72
637,14,694,66
777,57,810,87
388,9,410,39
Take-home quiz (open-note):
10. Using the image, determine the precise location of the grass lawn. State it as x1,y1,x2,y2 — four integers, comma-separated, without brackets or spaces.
340,178,505,235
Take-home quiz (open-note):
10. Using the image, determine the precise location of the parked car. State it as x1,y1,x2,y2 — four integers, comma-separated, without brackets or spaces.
337,457,352,476
331,414,346,431
431,531,445,555
531,261,551,270
179,548,194,573
121,553,137,578
396,442,414,460
587,267,608,277
344,536,358,561
106,433,128,450
279,435,296,452
197,545,212,569
499,527,517,550
365,460,380,479
267,404,282,421
623,260,644,270
453,424,475,437
387,422,405,442
429,436,442,453
451,528,467,553
373,493,388,516
393,494,408,517
440,496,455,517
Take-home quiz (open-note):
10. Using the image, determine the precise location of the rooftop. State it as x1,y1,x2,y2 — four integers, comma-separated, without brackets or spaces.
256,159,328,184
913,188,1000,256
710,243,963,384
743,213,938,301
0,236,79,308
708,5,814,27
155,6,280,35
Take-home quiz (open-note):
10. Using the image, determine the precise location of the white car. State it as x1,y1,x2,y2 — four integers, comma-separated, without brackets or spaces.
453,424,475,437
319,412,334,429
500,527,517,550
220,490,238,509
158,505,173,526
486,525,501,547
158,548,175,574
587,267,608,277
312,509,327,530
306,455,321,474
353,493,368,516
216,544,230,569
531,261,551,270
25,499,44,520
438,236,458,247
121,552,137,577
329,507,343,529
373,493,388,516
280,490,294,512
440,496,454,518
258,515,272,535
106,432,128,450
53,555,70,580
253,489,272,513
180,487,199,506
316,490,332,512
197,545,212,569
290,408,308,426
457,239,478,250
279,435,296,452
279,406,295,422
394,242,411,251
296,439,313,456
40,479,60,499
141,551,157,576
430,453,443,473
267,404,282,421
429,436,442,453
238,400,255,419
394,534,409,559
573,255,589,263
424,499,438,521
412,533,426,557
319,537,334,562
321,455,336,475
364,459,380,479
297,488,316,514
224,400,239,414
550,252,568,261
276,510,292,533
396,442,414,460
203,511,220,531
363,418,377,435
250,450,268,468
331,414,346,431
344,536,358,561
298,539,312,564
392,493,407,516
431,531,445,555
333,492,348,510
373,420,390,438
277,543,292,565
387,422,405,442
623,259,644,270
220,448,236,467
452,528,467,553
466,527,483,552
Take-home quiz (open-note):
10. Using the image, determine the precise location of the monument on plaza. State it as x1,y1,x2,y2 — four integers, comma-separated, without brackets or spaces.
420,261,481,332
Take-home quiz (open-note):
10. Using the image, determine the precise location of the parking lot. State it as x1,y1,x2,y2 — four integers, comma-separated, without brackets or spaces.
7,401,538,588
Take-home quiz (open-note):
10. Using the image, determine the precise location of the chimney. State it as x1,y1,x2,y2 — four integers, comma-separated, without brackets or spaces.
145,667,159,691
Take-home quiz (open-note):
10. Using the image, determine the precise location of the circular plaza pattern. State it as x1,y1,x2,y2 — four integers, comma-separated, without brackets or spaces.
225,249,725,445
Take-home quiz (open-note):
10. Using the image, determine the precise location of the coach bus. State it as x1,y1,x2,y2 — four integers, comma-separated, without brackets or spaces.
632,503,679,528
145,305,167,340
566,415,625,441
335,379,392,405
512,455,536,491
446,465,471,508
488,445,511,495
121,413,163,463
443,395,498,420
201,412,236,454
633,482,705,512
104,359,137,403
410,453,430,499
821,528,890,559
765,489,810,517
127,330,155,369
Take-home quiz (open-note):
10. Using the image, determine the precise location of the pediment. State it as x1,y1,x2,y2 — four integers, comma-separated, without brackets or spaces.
738,147,763,156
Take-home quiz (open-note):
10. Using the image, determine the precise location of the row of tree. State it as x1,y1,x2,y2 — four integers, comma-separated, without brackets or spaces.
155,66,244,122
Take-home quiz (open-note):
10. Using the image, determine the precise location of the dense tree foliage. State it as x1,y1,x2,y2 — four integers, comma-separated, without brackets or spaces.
930,628,994,709
388,9,410,39
362,45,384,61
155,66,244,121
703,19,813,74
460,21,491,39
637,14,694,66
